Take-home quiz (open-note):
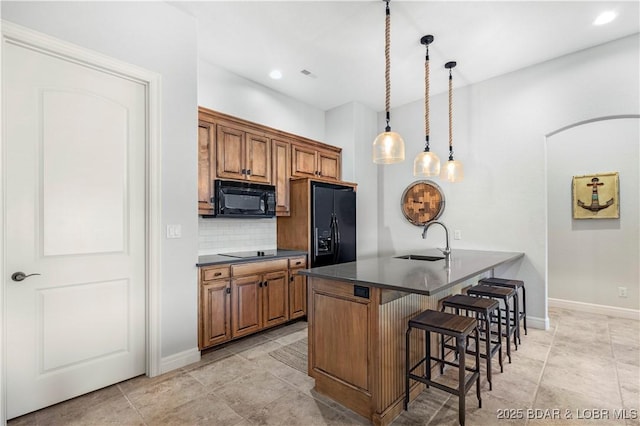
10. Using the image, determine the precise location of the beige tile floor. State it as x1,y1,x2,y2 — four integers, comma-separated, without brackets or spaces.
8,307,639,426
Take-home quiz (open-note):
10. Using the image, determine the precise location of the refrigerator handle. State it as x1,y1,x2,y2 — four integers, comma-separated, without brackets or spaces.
314,227,320,257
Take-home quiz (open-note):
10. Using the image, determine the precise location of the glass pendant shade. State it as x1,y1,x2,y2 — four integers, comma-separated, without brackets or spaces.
441,159,464,182
413,150,440,176
373,131,405,164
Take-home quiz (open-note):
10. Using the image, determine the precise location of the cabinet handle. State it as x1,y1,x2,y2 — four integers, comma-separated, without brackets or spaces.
259,282,262,287
214,272,222,277
264,281,268,287
242,168,247,175
295,261,301,265
247,169,251,176
318,171,322,176
225,287,231,294
290,276,294,282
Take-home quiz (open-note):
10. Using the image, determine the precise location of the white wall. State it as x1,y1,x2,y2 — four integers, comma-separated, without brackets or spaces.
2,1,199,360
547,118,639,310
199,60,325,142
377,34,640,328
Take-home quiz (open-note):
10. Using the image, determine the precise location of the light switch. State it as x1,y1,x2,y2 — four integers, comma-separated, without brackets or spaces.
166,224,182,239
454,230,462,240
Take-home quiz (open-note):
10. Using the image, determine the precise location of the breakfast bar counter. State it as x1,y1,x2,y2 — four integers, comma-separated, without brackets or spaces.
299,249,524,426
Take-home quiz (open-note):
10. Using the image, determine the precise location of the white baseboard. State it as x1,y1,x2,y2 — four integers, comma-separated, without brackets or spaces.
526,315,550,330
159,347,201,375
549,298,640,321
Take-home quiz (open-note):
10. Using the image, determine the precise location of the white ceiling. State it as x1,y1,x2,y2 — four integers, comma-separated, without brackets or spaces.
170,1,640,111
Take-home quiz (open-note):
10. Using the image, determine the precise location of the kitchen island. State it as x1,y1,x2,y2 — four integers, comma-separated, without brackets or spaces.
299,249,524,426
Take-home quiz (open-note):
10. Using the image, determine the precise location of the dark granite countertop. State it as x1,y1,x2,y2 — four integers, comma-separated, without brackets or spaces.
196,249,307,267
299,249,524,296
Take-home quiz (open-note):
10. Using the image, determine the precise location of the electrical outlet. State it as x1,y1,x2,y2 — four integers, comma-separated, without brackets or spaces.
454,230,462,240
618,287,628,298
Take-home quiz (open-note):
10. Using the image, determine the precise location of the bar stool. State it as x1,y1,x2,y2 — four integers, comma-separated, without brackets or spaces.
479,277,527,344
404,309,481,426
467,285,517,363
441,294,503,390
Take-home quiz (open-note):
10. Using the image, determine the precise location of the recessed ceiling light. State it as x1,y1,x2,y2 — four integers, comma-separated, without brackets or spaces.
593,10,617,26
269,70,282,80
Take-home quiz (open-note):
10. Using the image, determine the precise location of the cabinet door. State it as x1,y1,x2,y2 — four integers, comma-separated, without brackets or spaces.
246,133,271,183
291,143,318,178
262,270,289,328
318,150,340,181
289,269,307,319
272,139,291,215
200,280,231,349
198,121,215,214
231,275,262,338
217,125,246,180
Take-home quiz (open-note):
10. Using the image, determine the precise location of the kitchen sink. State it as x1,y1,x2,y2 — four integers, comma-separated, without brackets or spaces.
395,254,445,261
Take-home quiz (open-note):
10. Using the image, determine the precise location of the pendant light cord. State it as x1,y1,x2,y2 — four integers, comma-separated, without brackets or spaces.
384,0,391,131
448,67,454,160
424,45,430,151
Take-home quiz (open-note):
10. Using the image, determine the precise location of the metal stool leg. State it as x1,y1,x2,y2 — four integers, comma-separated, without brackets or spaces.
483,312,492,390
426,330,431,385
404,326,411,410
522,286,528,335
514,294,521,345
457,336,466,426
504,298,512,363
475,326,482,408
497,308,504,372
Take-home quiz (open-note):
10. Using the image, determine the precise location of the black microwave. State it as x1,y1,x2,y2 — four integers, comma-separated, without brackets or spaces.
211,180,276,218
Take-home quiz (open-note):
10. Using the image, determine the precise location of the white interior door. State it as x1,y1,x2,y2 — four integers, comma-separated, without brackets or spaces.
4,38,146,419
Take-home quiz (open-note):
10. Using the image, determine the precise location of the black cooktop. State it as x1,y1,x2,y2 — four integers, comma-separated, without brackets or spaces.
219,249,278,258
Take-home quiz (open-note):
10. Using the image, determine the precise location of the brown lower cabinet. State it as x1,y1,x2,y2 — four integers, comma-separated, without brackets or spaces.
288,256,308,319
199,265,232,348
199,256,307,350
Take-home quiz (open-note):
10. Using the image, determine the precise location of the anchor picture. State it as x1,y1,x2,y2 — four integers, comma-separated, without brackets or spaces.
572,172,620,220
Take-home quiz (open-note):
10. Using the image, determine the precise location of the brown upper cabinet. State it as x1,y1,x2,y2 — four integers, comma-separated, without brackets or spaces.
217,126,271,184
198,121,216,215
291,143,341,181
272,139,291,215
198,107,342,216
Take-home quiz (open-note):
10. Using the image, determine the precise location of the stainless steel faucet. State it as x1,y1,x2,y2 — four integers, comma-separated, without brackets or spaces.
422,221,451,259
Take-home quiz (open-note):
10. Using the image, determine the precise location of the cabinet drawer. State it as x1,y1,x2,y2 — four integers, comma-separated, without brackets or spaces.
288,256,307,268
231,259,288,276
202,265,230,281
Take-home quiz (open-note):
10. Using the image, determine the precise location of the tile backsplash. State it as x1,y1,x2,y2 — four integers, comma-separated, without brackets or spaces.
198,217,277,255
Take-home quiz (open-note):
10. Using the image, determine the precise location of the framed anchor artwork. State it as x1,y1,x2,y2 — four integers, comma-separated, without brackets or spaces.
572,172,620,219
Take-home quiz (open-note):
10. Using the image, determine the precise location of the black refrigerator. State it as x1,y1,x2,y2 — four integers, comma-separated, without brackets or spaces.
310,181,356,267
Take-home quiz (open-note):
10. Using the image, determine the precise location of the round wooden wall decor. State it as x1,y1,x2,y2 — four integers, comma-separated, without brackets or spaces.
400,180,445,226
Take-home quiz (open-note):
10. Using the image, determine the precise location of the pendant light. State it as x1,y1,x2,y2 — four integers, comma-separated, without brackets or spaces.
441,61,464,182
413,35,440,177
372,0,405,164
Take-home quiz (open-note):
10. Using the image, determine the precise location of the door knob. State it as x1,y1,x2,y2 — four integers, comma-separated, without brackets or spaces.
11,271,41,282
